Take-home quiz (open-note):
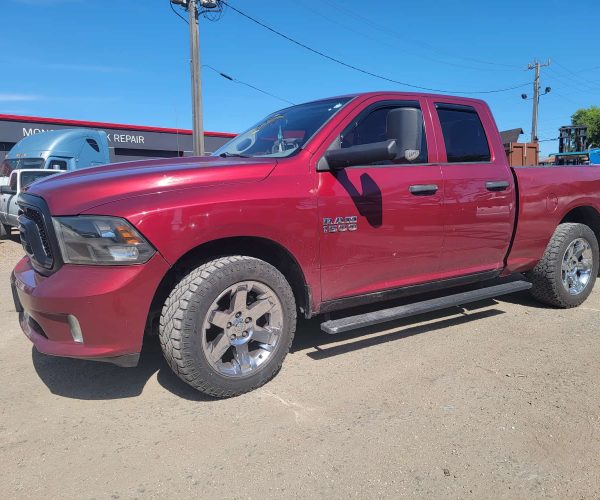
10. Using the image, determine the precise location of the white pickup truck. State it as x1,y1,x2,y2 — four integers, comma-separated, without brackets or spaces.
0,169,59,238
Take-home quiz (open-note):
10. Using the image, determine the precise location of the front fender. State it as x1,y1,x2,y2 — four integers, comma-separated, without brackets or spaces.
81,171,321,305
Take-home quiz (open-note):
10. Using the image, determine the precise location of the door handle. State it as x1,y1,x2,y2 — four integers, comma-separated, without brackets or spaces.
486,181,510,191
409,184,439,196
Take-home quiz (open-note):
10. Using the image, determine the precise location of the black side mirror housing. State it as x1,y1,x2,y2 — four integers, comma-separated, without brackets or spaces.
319,139,397,171
386,108,423,162
0,185,16,195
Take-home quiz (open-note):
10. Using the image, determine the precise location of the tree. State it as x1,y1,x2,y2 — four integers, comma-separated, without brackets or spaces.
572,106,600,148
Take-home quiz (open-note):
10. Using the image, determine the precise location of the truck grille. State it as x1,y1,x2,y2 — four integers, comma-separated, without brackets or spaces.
22,207,53,258
17,194,61,275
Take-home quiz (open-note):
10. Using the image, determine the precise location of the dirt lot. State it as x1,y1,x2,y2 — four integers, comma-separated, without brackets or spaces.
1,234,599,499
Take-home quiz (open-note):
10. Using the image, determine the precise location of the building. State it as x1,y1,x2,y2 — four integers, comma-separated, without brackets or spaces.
499,128,525,147
0,114,236,162
499,128,539,166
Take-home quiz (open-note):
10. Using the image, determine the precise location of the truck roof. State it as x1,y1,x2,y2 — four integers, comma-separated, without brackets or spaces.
7,128,103,159
305,91,487,106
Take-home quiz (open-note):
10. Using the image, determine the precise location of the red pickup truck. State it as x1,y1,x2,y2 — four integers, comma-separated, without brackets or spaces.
11,92,600,397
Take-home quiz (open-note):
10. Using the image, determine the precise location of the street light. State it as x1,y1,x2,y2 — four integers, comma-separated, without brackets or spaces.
521,87,551,100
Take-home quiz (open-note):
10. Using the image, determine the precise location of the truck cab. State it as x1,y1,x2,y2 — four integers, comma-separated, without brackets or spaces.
0,128,109,177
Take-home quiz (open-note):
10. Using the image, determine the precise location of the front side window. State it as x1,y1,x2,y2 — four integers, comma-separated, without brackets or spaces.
213,97,352,159
337,101,428,164
9,172,17,191
436,104,491,163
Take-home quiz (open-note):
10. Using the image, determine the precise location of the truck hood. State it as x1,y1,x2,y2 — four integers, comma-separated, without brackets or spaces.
27,156,278,215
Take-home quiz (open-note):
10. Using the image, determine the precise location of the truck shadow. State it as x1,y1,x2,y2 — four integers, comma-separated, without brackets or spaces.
31,296,506,402
31,340,216,402
494,290,550,309
334,170,383,227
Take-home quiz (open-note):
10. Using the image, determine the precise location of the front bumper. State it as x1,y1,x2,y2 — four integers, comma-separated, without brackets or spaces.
11,254,170,366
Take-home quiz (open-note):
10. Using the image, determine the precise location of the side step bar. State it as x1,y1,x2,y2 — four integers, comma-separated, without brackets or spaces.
320,280,532,335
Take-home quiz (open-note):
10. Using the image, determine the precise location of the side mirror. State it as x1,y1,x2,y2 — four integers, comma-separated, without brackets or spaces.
0,185,16,195
319,139,397,171
386,108,423,162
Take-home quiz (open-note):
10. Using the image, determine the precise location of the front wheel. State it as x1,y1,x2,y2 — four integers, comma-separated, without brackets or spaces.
529,223,599,308
159,256,297,398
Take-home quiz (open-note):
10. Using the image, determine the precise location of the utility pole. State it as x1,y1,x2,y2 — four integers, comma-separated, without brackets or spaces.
188,0,204,156
527,59,551,143
173,0,217,155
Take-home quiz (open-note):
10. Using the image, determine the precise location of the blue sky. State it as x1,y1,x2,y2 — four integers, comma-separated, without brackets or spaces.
1,0,599,156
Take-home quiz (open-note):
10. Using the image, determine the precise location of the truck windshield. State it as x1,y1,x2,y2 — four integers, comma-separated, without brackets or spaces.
213,97,352,159
21,170,58,190
0,158,45,177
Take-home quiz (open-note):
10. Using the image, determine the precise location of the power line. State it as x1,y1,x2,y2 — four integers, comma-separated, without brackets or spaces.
222,1,530,95
169,4,293,119
548,66,600,93
203,64,295,105
553,61,600,89
321,0,522,71
169,0,226,23
296,0,510,74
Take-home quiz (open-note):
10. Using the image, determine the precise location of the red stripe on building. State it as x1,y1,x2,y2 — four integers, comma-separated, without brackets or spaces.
0,114,236,138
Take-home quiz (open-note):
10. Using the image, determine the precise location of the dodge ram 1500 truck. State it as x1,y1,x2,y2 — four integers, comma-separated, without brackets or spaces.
11,92,600,397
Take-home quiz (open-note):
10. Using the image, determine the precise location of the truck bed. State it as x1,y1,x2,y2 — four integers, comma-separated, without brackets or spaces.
506,165,600,274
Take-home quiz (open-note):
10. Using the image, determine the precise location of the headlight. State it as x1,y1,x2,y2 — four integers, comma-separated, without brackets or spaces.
53,216,155,265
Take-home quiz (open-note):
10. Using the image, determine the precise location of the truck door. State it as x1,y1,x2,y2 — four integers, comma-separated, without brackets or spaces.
316,98,445,301
432,101,516,277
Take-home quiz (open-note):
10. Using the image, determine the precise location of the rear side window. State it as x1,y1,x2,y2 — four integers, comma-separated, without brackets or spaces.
436,104,491,163
9,172,17,191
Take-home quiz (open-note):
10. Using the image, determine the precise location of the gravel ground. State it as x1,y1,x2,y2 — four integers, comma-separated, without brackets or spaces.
1,234,599,499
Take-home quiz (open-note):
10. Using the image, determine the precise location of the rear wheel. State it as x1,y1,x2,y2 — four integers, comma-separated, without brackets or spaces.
159,256,296,398
529,223,599,308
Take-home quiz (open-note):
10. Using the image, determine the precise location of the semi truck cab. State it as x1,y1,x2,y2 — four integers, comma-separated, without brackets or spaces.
0,129,109,177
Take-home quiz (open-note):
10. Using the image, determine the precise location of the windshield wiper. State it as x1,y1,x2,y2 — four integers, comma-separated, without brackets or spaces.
219,152,250,158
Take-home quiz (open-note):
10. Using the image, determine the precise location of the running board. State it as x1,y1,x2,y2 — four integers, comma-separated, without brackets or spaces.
320,280,532,335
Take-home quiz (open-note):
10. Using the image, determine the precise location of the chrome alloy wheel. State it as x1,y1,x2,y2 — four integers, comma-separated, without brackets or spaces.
561,238,594,295
201,281,283,377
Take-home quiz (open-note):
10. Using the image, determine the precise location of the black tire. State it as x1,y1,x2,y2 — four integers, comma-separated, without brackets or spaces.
528,223,599,308
159,256,296,398
0,224,10,239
